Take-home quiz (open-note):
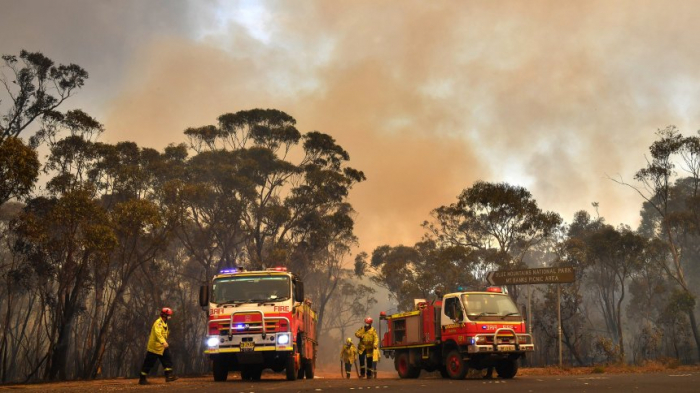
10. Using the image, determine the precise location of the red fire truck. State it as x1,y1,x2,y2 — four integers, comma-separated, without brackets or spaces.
379,287,534,379
198,267,317,381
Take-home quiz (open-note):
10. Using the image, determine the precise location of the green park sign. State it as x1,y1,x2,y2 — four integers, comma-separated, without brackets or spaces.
486,267,576,286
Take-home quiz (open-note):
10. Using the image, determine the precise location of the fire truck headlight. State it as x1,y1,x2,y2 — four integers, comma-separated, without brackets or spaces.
277,334,290,345
207,337,220,348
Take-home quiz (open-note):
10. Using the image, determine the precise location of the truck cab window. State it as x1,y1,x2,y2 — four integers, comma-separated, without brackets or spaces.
444,297,463,321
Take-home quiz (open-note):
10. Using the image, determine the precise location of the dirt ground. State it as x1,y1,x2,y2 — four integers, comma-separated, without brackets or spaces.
0,370,382,392
2,365,700,392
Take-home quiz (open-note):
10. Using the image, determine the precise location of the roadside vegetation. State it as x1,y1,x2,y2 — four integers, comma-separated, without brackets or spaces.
2,49,700,383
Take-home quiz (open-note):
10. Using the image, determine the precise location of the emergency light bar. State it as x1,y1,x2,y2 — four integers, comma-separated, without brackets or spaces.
486,286,503,293
219,268,239,274
265,267,287,272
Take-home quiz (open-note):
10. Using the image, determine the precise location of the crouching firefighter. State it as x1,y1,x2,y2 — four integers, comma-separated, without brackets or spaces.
355,317,379,378
139,307,178,385
340,337,357,378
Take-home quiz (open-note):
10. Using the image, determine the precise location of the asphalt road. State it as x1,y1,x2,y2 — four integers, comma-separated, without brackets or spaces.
2,371,699,393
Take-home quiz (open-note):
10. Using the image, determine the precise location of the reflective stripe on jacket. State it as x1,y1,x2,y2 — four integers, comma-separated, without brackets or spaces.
147,317,169,355
340,344,357,362
354,326,378,354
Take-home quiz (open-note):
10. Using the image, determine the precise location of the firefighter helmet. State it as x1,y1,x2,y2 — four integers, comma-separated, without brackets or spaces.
161,307,173,316
364,317,373,325
346,337,352,344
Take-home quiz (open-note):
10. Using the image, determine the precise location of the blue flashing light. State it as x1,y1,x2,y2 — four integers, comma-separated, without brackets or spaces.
235,324,245,330
481,325,487,330
219,268,238,274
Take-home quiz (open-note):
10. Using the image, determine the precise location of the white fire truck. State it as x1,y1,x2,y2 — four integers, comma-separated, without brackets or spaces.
199,267,317,381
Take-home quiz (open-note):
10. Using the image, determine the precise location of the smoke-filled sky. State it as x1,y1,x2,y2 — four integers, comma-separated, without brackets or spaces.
3,0,700,255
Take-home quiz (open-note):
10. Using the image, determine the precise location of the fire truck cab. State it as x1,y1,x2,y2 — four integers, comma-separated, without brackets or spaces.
379,287,533,379
199,267,317,381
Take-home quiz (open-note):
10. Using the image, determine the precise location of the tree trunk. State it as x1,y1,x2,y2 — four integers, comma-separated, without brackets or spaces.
83,282,128,379
687,308,700,362
48,302,75,380
561,325,584,366
0,288,13,382
48,257,88,381
315,273,340,340
616,274,626,363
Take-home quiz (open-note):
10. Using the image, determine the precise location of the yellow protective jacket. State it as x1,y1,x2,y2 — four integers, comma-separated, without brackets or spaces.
340,343,357,363
146,317,170,355
354,326,379,355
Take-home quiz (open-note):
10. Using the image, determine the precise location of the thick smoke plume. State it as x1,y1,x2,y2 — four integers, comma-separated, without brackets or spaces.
4,0,700,252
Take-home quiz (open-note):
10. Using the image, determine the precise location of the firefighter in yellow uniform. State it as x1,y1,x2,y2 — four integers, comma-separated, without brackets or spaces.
355,317,379,378
372,348,380,378
139,307,178,385
340,337,357,378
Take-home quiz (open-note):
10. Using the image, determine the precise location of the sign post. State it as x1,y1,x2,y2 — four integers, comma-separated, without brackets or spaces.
557,284,562,367
486,266,575,367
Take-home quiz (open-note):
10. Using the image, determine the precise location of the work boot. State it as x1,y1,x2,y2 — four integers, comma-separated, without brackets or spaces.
165,370,178,382
138,375,148,385
346,373,350,379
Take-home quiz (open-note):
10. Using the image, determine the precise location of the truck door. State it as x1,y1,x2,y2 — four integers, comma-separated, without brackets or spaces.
440,296,465,326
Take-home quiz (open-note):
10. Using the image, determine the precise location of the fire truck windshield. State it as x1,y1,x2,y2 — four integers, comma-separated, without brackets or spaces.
212,275,291,305
461,294,521,321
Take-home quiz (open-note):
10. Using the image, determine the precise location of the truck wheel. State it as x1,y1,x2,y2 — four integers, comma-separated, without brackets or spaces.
395,352,420,378
304,358,315,379
250,367,263,380
285,354,297,381
444,350,468,380
395,352,410,378
439,366,450,379
213,358,228,382
495,359,518,379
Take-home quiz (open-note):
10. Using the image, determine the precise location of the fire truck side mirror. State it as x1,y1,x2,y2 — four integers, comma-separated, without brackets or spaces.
199,285,209,307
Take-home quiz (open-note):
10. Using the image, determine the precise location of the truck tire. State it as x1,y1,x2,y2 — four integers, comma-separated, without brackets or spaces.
444,350,468,380
439,366,450,379
495,359,518,379
395,351,420,379
304,358,315,379
213,358,228,382
285,354,298,381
